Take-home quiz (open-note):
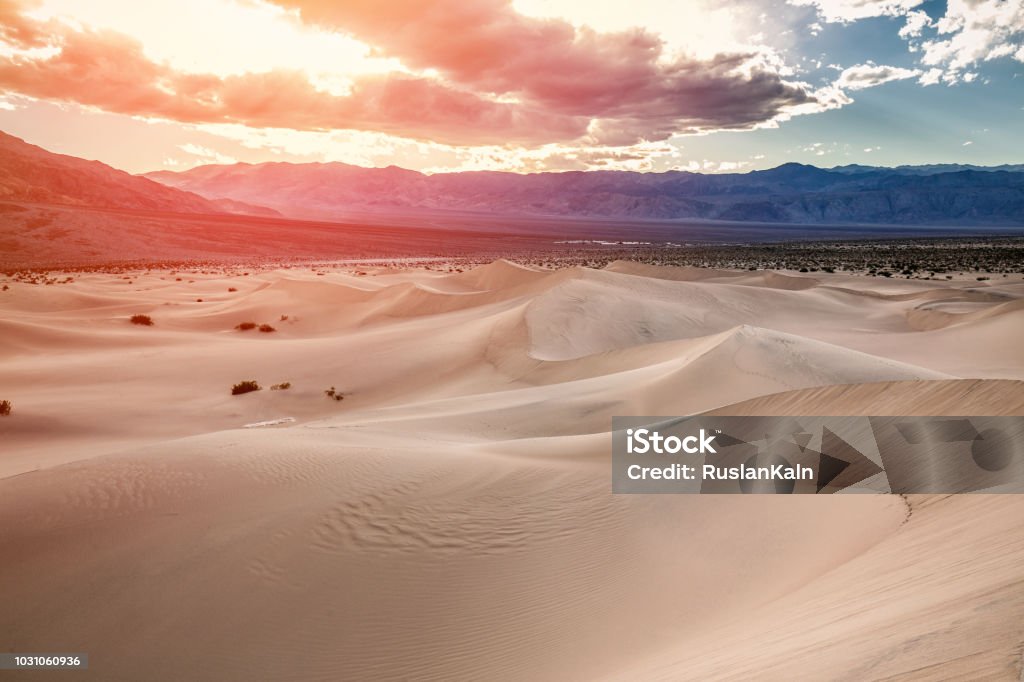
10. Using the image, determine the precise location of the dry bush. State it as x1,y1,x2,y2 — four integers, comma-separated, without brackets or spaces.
231,380,261,395
270,382,291,390
130,314,154,326
235,321,257,331
0,400,11,416
258,324,276,333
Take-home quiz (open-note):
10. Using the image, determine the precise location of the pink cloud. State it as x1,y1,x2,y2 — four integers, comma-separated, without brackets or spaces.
270,0,823,141
0,0,823,147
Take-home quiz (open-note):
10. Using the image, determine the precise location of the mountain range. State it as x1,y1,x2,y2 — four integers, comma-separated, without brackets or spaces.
1,130,1021,226
146,158,1024,226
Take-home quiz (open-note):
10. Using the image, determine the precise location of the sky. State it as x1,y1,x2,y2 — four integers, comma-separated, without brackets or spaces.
0,0,1021,174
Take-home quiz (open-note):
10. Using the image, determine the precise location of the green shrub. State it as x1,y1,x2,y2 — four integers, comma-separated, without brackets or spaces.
231,380,261,395
130,314,154,326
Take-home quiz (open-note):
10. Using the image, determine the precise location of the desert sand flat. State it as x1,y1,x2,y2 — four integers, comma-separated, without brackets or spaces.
1,261,1022,681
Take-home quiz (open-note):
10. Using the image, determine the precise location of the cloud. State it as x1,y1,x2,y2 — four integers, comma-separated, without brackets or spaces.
836,63,921,90
0,5,586,145
919,0,1024,76
788,0,925,23
0,0,834,150
178,143,236,164
794,0,1024,84
899,10,932,38
257,0,832,142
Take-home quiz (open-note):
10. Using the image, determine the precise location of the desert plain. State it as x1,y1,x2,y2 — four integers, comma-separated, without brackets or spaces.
1,257,1023,680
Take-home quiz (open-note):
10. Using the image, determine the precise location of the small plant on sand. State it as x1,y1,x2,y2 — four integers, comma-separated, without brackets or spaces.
258,324,276,333
235,321,257,331
130,314,154,326
324,386,344,402
228,287,238,292
270,382,291,390
0,400,11,416
231,380,261,395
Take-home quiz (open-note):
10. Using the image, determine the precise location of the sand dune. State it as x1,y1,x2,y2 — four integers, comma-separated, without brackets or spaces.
1,261,1022,680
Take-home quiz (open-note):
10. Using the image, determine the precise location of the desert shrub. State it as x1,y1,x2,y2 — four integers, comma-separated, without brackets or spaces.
280,314,288,321
228,287,237,292
0,400,11,416
235,321,257,331
130,314,154,326
270,382,291,390
258,324,276,333
324,386,344,401
231,380,261,395
977,276,990,281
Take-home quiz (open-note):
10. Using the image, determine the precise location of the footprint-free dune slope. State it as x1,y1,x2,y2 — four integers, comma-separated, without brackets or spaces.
0,261,1022,681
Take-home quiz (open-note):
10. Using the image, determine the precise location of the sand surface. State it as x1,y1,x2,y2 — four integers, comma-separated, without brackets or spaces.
1,261,1022,680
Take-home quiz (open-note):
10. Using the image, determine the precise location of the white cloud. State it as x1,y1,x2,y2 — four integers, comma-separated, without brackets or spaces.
918,68,944,85
836,63,921,90
899,10,932,38
674,159,755,173
178,143,237,165
795,0,1024,86
963,140,973,146
920,0,1024,78
788,0,925,23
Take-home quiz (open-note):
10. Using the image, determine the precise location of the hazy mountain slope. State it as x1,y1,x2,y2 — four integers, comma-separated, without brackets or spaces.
145,160,1024,225
0,131,275,216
